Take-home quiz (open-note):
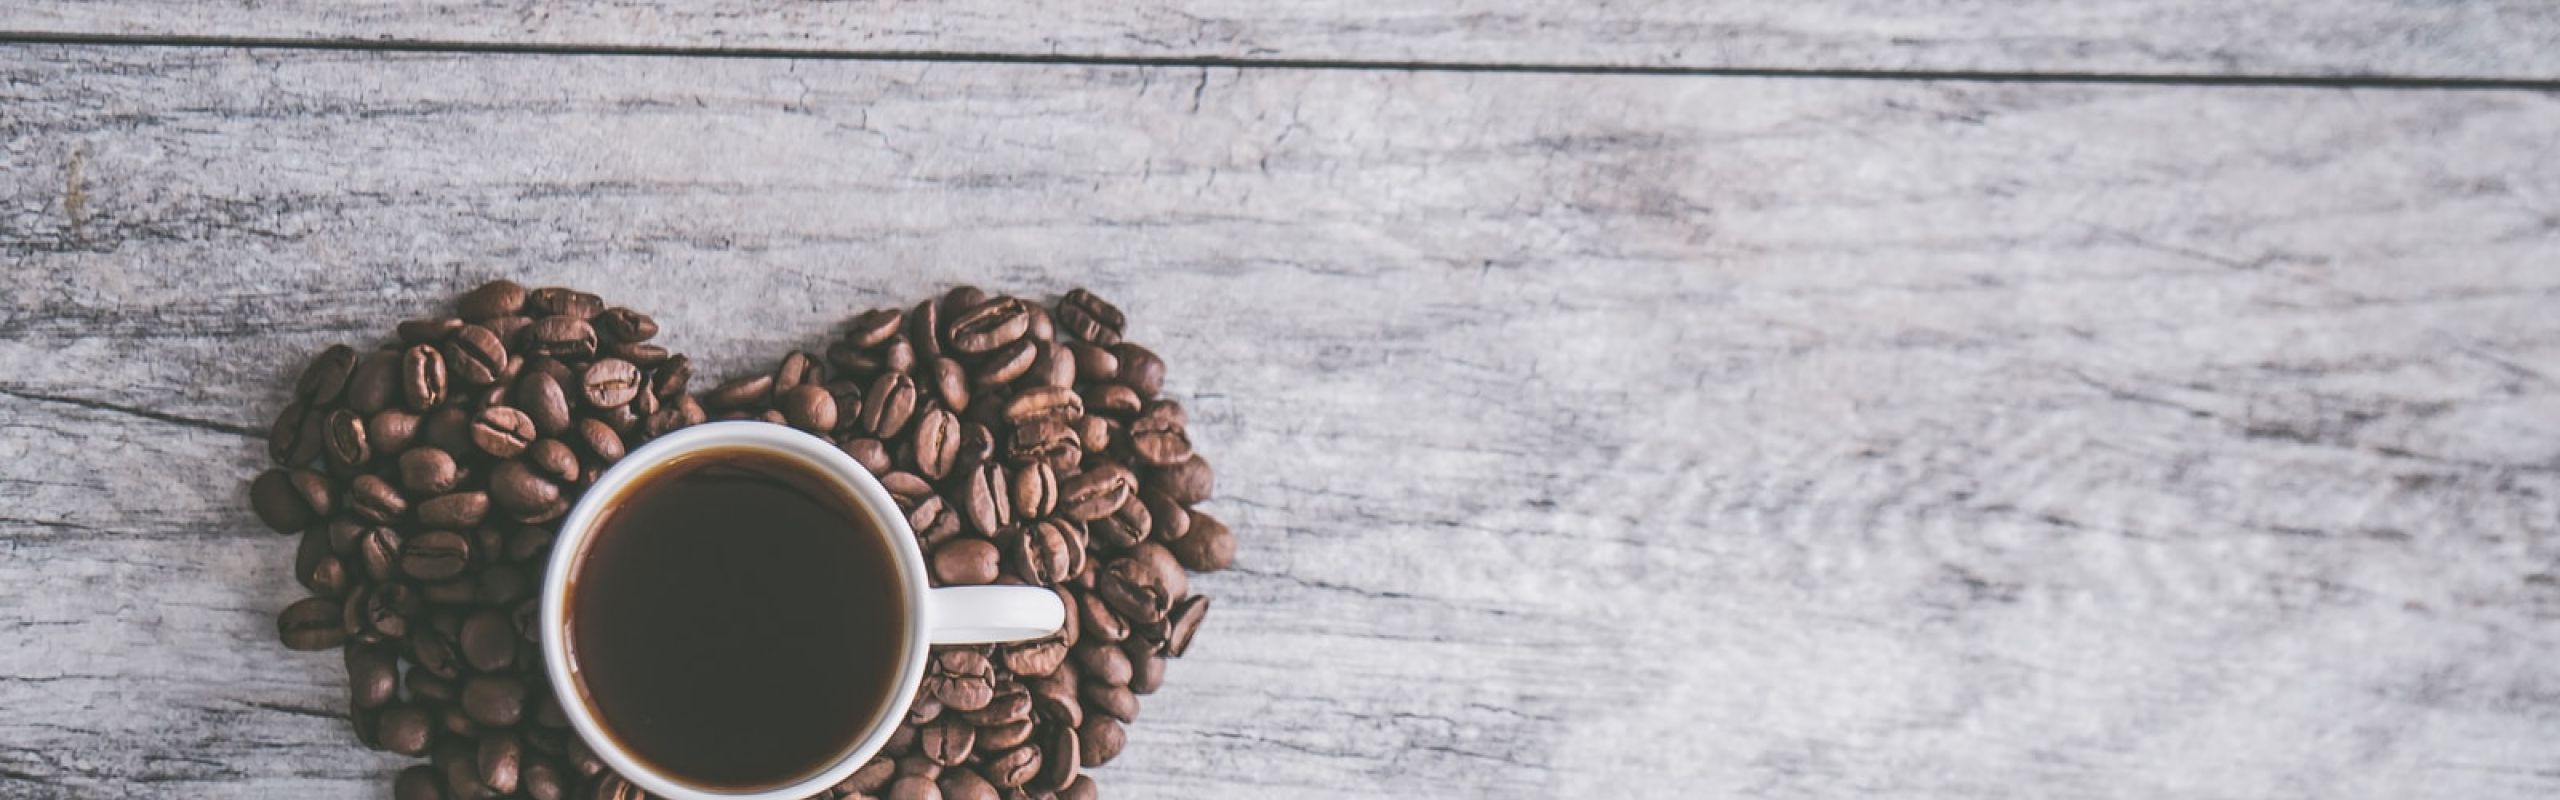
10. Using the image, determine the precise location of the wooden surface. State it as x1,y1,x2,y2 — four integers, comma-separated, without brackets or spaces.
4,21,2560,800
8,1,2560,79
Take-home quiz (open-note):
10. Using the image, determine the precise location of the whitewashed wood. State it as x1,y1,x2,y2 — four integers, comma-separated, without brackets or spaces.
4,46,2560,799
9,1,2560,79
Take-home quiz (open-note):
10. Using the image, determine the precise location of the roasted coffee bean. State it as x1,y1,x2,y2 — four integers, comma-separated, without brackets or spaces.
922,717,977,766
1084,383,1142,419
703,373,775,411
525,438,580,484
373,704,433,757
567,736,605,778
401,446,462,496
478,730,523,795
674,393,708,427
932,649,997,711
587,771,641,800
977,337,1040,386
1076,591,1127,644
409,627,461,680
522,759,566,800
908,692,946,726
503,525,556,563
1009,419,1082,474
317,408,370,468
1057,463,1135,522
1003,386,1083,427
474,563,531,607
1111,343,1165,399
461,675,527,727
1083,680,1138,724
959,462,1012,535
573,418,625,465
394,764,447,800
1087,508,1143,551
421,406,476,458
457,279,528,321
984,746,1040,789
940,768,998,800
366,409,423,457
1077,414,1114,455
300,552,353,599
861,372,920,438
1106,543,1188,623
490,460,560,512
650,354,694,400
278,596,345,650
526,315,597,359
250,469,313,532
594,307,657,342
926,357,971,413
399,317,466,345
468,406,535,459
888,775,941,800
1073,641,1132,687
1161,593,1213,657
933,538,1001,586
346,350,401,415
421,577,477,606
773,349,824,393
783,383,838,433
1054,290,1124,345
1026,669,1082,729
1010,520,1087,586
1127,400,1193,467
527,287,603,320
267,400,312,466
908,495,954,547
460,609,516,672
628,376,662,417
486,315,535,349
434,739,492,800
416,492,488,529
842,437,893,475
1005,639,1069,677
1168,509,1236,572
352,525,402,581
580,358,642,408
515,372,572,434
1140,490,1191,541
1018,339,1073,389
881,471,935,500
1064,343,1118,385
892,405,954,479
841,307,905,349
1152,455,1215,506
294,344,359,406
1035,723,1080,791
445,325,509,386
840,756,898,795
401,344,448,411
1127,644,1167,693
349,474,407,522
898,753,942,780
346,582,418,643
347,642,400,708
1010,462,1059,520
1059,775,1097,800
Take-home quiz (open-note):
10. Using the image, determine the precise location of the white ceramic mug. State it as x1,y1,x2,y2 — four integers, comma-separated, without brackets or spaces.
541,421,1067,800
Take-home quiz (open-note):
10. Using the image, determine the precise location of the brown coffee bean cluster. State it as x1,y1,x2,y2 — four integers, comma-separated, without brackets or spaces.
704,286,1231,800
258,283,1230,800
256,281,705,800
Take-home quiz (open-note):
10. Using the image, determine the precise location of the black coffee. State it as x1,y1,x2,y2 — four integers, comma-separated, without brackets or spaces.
566,447,907,790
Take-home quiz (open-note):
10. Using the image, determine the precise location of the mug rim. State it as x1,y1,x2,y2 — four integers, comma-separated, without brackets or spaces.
539,420,933,800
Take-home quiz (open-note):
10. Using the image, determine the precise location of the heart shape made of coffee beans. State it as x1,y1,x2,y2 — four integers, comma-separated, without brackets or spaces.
253,281,1234,800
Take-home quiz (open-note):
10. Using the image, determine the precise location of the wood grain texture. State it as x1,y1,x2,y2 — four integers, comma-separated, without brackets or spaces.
4,45,2560,799
9,1,2560,79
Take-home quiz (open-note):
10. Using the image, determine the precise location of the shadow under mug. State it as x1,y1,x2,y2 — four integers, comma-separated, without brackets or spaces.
540,421,1067,800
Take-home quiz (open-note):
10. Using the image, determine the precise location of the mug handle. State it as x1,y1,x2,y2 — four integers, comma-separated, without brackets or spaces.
927,586,1068,644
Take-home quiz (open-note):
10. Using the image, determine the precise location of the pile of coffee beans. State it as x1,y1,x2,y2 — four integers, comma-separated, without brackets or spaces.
255,282,1233,800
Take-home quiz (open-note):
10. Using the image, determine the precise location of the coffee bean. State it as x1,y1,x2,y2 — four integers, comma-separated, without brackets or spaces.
1059,775,1096,800
420,406,475,456
1077,590,1128,644
1077,415,1114,455
490,460,560,513
293,344,358,406
940,768,998,800
457,609,516,672
933,538,1001,586
1003,386,1084,427
1004,639,1069,677
1033,722,1080,791
1087,507,1144,551
445,325,509,386
433,739,492,800
400,344,448,412
1009,419,1082,474
421,577,477,606
698,374,772,411
249,469,312,532
580,358,642,409
527,287,603,319
346,642,401,708
476,563,531,607
1155,508,1231,575
897,405,957,479
1065,343,1118,384
457,279,528,321
414,493,487,530
526,315,597,360
977,337,1040,386
841,437,892,475
486,315,535,349
523,438,578,484
922,717,976,766
956,462,1010,535
1140,490,1191,541
1012,339,1068,390
898,753,942,780
587,771,641,800
395,447,457,496
278,597,345,650
1084,383,1142,419
346,350,401,415
650,354,694,400
345,582,417,643
1162,592,1216,658
1010,519,1087,586
861,372,921,438
566,736,604,778
408,625,461,679
932,650,997,711
1110,343,1165,399
309,410,370,471
594,306,657,342
1083,679,1138,724
832,307,902,349
458,407,532,460
573,418,625,466
762,350,819,394
461,675,527,727
1057,463,1135,522
398,317,465,345
357,411,418,459
1152,455,1215,506
348,473,407,522
478,730,523,795
984,745,1040,788
1054,290,1124,345
375,704,433,757
881,470,934,501
1005,461,1059,521
267,400,311,466
1127,400,1193,467
521,759,566,800
888,775,941,800
396,529,467,581
300,550,353,600
1072,641,1132,687
503,373,567,436
782,383,837,433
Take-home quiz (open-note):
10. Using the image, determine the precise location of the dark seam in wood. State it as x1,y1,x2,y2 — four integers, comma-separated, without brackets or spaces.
0,386,261,438
2,31,2558,91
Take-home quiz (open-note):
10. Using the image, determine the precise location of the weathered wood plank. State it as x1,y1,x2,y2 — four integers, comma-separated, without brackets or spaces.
8,1,2560,80
3,46,2559,799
